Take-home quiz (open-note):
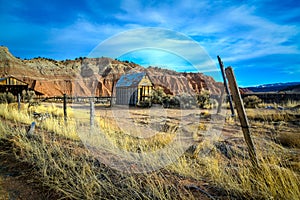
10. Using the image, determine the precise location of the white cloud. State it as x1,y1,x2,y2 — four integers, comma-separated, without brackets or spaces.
88,28,216,71
185,5,300,65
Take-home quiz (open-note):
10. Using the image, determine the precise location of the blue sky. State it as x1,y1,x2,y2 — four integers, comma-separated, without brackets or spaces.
0,0,299,86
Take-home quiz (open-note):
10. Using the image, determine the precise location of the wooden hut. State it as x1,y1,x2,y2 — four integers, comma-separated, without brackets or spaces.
115,72,153,106
0,76,44,96
0,76,28,95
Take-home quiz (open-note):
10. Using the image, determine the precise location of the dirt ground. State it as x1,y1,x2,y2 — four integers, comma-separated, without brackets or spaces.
0,150,48,200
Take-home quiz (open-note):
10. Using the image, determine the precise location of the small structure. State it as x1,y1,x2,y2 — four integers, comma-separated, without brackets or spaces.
0,76,44,96
115,72,153,106
0,76,28,95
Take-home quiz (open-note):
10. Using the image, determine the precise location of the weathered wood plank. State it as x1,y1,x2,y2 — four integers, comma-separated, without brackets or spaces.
225,66,258,167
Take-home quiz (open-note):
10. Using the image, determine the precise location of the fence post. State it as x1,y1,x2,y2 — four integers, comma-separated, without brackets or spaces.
218,56,235,116
90,100,95,128
110,74,115,107
17,93,21,111
217,87,224,114
225,67,258,167
63,94,67,123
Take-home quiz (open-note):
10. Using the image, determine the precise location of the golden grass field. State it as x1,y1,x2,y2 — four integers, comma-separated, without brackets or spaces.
0,101,299,199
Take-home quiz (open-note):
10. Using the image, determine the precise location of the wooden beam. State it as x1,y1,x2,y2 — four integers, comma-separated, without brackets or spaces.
225,67,258,167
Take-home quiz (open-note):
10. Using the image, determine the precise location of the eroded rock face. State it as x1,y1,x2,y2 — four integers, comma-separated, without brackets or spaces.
145,67,222,95
0,46,222,97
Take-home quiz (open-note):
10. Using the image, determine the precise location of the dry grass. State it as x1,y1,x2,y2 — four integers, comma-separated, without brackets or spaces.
0,103,79,140
276,132,300,148
246,108,297,122
0,102,299,199
0,176,9,200
0,120,197,199
94,116,176,152
282,100,300,109
204,151,299,199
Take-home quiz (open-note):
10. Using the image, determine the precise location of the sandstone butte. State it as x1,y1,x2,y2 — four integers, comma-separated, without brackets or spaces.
0,46,222,97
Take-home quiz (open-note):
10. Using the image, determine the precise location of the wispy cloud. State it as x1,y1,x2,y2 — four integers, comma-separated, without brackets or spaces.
183,4,300,62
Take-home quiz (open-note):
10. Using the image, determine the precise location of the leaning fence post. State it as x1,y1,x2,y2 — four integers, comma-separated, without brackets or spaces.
225,66,258,167
218,56,235,116
63,94,67,123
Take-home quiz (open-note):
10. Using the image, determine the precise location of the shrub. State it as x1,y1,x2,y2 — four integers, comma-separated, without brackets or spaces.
275,132,300,148
22,90,36,103
196,90,211,108
243,95,262,108
169,96,180,108
138,99,152,108
162,95,171,108
178,94,197,109
151,87,167,104
0,92,15,104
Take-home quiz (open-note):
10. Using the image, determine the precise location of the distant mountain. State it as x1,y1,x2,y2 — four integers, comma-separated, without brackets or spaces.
280,84,300,93
243,82,300,93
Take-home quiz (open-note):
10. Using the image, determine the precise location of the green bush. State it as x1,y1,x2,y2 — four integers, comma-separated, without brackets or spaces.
138,99,152,108
22,90,36,103
161,95,196,109
169,96,180,108
152,87,197,109
151,87,167,104
178,94,197,109
243,95,262,108
196,90,211,108
0,92,15,104
162,95,171,108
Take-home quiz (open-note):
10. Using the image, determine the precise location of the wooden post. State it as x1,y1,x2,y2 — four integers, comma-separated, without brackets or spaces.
217,56,235,116
225,67,258,167
90,100,95,128
27,122,36,136
63,94,67,123
216,87,224,114
110,74,115,107
17,93,21,111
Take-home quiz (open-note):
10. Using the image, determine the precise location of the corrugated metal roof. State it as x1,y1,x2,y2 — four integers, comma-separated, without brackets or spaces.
116,72,148,87
0,77,8,82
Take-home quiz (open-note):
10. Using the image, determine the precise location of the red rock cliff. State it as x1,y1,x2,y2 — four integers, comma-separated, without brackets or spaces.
0,46,222,97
